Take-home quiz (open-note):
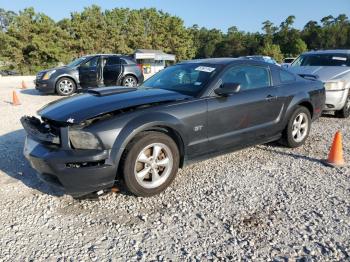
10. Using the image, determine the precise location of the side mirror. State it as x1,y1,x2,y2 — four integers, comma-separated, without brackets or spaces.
214,83,241,97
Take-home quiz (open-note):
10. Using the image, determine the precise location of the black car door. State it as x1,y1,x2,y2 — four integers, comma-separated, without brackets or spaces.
207,64,285,151
79,56,100,88
103,56,123,86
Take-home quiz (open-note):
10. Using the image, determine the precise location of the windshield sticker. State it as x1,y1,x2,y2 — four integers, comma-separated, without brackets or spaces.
332,56,347,61
195,66,216,73
194,82,202,86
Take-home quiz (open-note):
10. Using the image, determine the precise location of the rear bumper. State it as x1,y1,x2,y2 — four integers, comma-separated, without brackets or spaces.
34,79,56,94
23,136,116,197
324,89,349,111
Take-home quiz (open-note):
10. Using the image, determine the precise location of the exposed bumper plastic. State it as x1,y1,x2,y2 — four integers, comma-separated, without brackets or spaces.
23,136,116,196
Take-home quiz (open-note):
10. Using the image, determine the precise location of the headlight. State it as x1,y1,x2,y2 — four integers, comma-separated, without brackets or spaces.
42,70,56,80
324,81,346,91
69,130,103,150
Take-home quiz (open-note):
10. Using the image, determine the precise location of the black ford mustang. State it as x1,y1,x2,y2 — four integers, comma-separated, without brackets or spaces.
22,58,325,197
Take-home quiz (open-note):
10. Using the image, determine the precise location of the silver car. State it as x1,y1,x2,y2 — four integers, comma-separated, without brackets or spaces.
289,50,350,118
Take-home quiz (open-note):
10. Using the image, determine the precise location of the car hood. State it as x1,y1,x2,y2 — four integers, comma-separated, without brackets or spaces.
38,87,190,124
288,66,350,82
38,66,70,75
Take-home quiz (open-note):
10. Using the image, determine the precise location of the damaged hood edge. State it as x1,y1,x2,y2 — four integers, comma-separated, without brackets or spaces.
38,88,191,124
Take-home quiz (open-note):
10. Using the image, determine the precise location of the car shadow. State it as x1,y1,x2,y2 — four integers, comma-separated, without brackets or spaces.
0,129,64,196
321,112,338,119
19,88,46,96
258,144,322,164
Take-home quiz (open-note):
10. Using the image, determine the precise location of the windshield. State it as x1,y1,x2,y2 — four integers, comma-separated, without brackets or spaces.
141,63,221,96
66,57,88,68
291,53,350,67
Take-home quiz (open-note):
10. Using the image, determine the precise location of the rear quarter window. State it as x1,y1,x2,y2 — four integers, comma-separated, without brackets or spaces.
121,58,136,65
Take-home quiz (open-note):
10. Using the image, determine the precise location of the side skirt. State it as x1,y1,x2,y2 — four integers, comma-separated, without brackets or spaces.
182,133,282,167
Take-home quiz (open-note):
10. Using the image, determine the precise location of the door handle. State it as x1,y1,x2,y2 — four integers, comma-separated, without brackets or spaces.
265,95,277,101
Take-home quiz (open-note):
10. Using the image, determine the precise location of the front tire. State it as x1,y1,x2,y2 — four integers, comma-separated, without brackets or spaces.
282,106,311,148
122,132,180,197
335,93,350,118
55,77,76,96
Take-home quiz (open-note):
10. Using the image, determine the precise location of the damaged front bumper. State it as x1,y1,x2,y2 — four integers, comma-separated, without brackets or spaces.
21,116,116,197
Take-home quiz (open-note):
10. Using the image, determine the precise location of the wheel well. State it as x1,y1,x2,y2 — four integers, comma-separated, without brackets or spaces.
55,76,77,91
298,101,314,119
282,101,314,134
118,126,185,178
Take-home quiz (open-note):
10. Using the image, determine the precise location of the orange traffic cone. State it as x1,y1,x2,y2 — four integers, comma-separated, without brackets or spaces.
21,80,27,89
322,131,346,167
12,90,21,106
111,186,120,193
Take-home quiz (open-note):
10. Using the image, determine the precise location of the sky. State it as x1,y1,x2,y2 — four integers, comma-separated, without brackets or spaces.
0,0,349,32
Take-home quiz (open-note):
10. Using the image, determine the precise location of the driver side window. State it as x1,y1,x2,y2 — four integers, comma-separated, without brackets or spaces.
81,56,99,68
222,65,271,91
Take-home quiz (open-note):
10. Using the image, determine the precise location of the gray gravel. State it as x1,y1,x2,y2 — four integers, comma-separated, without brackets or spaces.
0,82,349,261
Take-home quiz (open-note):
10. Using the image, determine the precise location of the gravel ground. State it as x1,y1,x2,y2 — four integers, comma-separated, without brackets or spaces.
0,79,349,261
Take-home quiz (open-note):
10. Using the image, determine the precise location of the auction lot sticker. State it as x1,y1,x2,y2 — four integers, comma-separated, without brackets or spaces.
195,66,216,73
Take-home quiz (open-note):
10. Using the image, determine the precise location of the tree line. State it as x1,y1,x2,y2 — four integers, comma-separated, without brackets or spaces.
0,5,349,74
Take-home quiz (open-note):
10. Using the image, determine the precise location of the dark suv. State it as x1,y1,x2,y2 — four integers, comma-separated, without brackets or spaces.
35,54,144,96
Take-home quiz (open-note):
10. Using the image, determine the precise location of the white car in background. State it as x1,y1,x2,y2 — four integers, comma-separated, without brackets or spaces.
288,50,350,118
281,57,296,68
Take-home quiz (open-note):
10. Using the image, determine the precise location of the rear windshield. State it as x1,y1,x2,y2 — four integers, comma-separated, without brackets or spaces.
141,63,222,96
292,53,350,67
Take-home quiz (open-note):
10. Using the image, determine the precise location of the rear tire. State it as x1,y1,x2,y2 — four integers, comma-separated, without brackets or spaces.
335,93,350,118
122,75,138,87
55,77,76,96
122,132,179,197
281,106,311,148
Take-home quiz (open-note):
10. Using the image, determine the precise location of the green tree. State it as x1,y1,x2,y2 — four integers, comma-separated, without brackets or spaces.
214,26,246,57
275,15,307,56
301,21,322,50
258,43,283,62
0,8,71,74
261,20,277,44
189,25,223,58
1,6,350,73
59,5,110,56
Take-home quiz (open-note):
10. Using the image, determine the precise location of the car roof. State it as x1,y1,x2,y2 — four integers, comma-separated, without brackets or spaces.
81,54,130,58
179,57,273,66
303,49,350,55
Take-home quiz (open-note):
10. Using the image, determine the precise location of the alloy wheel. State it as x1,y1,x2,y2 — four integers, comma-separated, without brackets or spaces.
58,79,74,94
124,77,137,87
134,143,173,189
292,112,309,143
